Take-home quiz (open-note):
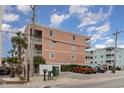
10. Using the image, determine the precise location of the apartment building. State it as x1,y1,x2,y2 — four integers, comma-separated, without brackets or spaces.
86,47,124,70
24,24,90,68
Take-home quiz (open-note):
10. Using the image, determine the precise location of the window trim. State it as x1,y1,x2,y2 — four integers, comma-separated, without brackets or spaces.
49,30,55,36
49,52,55,59
71,54,76,60
73,35,76,40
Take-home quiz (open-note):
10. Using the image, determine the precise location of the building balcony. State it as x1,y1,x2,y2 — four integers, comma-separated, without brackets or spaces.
85,42,90,49
33,37,42,43
34,50,42,55
106,57,114,60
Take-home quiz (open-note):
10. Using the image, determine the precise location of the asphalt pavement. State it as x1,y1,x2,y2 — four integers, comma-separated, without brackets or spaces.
61,77,124,88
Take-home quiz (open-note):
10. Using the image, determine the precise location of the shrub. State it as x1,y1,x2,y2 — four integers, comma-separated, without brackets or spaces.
61,64,80,72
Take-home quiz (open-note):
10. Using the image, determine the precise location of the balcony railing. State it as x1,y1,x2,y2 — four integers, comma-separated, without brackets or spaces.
34,50,42,55
33,37,42,42
85,42,90,49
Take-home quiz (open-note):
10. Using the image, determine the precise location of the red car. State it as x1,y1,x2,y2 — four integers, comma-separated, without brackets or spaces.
71,66,96,74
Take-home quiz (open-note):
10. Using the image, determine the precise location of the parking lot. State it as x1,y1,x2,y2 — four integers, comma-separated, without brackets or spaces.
60,71,124,80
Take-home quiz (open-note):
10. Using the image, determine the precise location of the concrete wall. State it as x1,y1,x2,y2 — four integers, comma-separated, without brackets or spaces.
39,64,61,76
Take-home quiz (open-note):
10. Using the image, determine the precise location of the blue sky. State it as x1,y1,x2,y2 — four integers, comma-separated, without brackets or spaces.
1,5,124,57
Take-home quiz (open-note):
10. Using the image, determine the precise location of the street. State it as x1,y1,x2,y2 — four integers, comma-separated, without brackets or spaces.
1,71,124,88
62,77,124,88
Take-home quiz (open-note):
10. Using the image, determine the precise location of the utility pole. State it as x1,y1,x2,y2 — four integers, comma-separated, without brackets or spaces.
0,6,3,66
30,5,36,77
112,30,121,73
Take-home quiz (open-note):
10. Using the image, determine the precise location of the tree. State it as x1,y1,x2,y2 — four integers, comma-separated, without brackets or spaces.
33,56,45,73
6,49,18,77
11,32,27,64
11,32,27,77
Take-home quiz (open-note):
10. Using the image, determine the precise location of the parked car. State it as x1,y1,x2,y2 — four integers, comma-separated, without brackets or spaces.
87,66,96,74
71,65,96,74
95,66,106,73
0,67,10,75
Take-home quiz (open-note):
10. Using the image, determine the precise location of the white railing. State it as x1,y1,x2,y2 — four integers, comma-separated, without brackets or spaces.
33,37,42,42
34,50,42,55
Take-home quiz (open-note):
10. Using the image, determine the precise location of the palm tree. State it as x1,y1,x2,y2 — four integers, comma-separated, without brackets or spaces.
11,32,27,77
11,32,27,64
7,49,18,77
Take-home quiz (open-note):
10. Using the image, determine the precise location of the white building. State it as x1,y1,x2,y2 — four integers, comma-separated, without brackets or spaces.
86,47,124,70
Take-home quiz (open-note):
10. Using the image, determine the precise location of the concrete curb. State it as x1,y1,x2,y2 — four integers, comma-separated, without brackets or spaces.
0,78,29,84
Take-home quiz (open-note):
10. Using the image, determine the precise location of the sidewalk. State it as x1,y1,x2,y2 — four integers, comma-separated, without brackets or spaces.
0,71,124,88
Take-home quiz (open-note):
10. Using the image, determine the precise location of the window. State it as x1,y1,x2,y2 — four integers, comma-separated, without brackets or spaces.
90,62,93,64
50,30,54,36
34,44,42,51
111,54,114,56
91,51,93,54
49,41,56,48
95,61,97,64
71,54,76,60
34,30,42,38
86,56,87,59
49,52,55,59
73,35,75,40
101,55,103,58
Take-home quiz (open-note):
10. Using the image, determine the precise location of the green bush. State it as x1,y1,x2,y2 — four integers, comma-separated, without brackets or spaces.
61,64,81,72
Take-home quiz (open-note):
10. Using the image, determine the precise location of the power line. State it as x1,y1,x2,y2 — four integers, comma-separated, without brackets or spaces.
0,30,89,48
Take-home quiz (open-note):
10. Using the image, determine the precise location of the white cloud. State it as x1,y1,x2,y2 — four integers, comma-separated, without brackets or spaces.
77,6,113,28
69,5,89,15
95,22,110,33
50,13,70,26
16,5,31,14
49,6,113,49
87,26,95,32
2,13,20,23
78,17,96,28
91,33,103,42
95,45,106,49
50,5,90,27
2,23,13,31
2,23,26,40
94,38,114,49
2,23,26,33
104,38,114,45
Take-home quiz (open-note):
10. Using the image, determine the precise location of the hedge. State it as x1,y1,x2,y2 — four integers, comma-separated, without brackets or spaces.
61,64,81,72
